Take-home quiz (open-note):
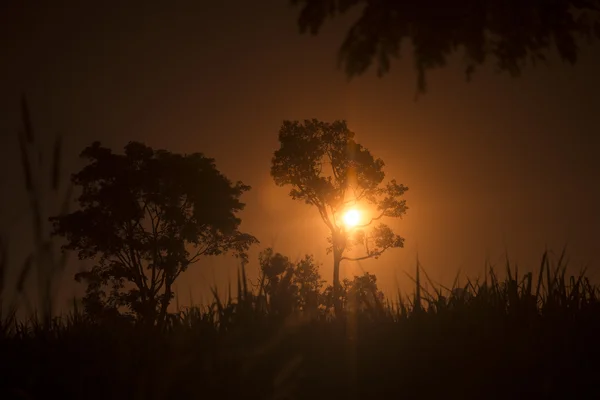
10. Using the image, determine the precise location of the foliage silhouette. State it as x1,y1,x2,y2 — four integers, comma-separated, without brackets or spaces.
49,141,258,328
291,253,327,311
271,119,408,315
337,271,385,314
3,249,600,399
289,0,600,92
258,248,330,316
258,248,298,317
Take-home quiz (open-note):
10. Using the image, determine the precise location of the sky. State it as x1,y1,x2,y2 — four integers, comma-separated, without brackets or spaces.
1,1,599,309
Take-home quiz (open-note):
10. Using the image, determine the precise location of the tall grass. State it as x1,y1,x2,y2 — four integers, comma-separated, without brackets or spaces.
0,98,72,330
1,249,599,399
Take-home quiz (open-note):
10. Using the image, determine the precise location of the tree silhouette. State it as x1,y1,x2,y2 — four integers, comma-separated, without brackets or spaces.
289,0,600,91
259,248,297,316
322,272,385,313
292,254,326,312
50,141,258,327
258,248,327,315
271,119,408,315
345,272,385,312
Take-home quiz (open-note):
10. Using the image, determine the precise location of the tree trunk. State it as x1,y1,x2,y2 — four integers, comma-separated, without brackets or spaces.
158,280,173,330
139,296,158,329
333,249,342,316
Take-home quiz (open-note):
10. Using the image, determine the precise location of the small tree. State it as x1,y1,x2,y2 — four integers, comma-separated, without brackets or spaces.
258,248,326,316
50,141,258,327
322,273,384,314
258,248,296,316
271,119,408,315
345,272,385,313
292,254,326,312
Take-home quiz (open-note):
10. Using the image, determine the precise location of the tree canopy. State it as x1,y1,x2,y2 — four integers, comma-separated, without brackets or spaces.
290,0,600,91
271,119,408,314
50,141,258,326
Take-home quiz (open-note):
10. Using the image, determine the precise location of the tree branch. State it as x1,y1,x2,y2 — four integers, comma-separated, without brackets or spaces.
340,254,378,262
340,244,393,262
186,245,211,265
349,208,387,230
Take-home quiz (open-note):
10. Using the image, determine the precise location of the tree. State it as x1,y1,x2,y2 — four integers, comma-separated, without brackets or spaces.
323,272,385,313
289,0,600,92
50,141,258,327
271,119,408,315
258,248,326,316
292,254,326,311
345,272,385,313
259,248,297,316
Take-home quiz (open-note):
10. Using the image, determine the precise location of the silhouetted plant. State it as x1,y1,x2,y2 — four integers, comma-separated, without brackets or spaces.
271,119,408,315
258,248,297,317
289,0,600,92
320,272,384,314
258,248,327,317
49,141,258,328
346,272,385,313
290,254,326,313
3,248,600,399
0,98,72,330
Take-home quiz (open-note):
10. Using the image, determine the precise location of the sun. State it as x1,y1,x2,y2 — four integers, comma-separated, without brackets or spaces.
342,208,361,228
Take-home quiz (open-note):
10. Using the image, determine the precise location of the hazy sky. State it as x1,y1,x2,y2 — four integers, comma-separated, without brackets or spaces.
2,1,599,307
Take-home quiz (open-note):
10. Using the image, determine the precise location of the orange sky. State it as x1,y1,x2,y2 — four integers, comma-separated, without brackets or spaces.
1,0,599,309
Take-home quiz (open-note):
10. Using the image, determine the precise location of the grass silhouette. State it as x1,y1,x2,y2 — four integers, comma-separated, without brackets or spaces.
2,251,599,399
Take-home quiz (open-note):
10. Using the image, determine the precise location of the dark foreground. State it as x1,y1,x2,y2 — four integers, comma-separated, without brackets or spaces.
2,261,600,400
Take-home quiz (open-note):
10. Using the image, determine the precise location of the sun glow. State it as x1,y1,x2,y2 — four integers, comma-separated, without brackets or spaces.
342,209,361,228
